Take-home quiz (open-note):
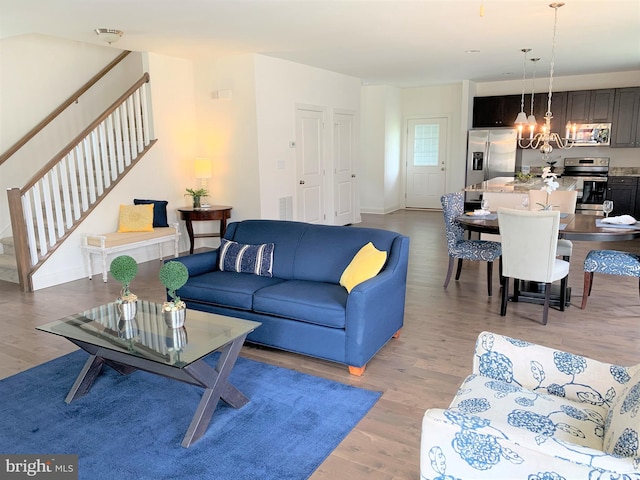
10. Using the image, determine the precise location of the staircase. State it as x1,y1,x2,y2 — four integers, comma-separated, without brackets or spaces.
5,70,156,292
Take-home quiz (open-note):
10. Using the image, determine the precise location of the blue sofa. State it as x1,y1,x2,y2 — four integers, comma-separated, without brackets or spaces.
171,219,410,375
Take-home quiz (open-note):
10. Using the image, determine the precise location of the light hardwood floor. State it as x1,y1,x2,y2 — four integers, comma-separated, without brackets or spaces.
2,209,640,479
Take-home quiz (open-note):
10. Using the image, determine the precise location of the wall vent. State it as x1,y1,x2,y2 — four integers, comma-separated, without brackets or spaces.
279,196,293,220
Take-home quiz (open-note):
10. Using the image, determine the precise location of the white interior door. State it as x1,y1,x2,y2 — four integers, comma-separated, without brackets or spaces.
295,106,325,223
405,117,448,209
333,111,355,225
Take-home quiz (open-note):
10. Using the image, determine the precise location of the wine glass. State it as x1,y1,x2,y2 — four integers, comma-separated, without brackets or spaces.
521,196,529,210
603,200,614,218
481,198,489,212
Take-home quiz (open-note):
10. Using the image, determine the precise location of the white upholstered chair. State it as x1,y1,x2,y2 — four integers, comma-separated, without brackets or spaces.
528,189,578,260
480,192,529,242
497,208,570,325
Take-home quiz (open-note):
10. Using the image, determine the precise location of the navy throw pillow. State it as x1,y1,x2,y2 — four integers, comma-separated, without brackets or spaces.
133,199,169,228
218,239,274,277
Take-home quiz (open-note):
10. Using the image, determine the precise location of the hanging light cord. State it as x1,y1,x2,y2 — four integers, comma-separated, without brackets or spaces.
545,4,560,119
530,59,539,116
520,50,528,114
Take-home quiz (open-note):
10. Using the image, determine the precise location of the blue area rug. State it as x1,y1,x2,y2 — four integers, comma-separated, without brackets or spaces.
0,351,381,479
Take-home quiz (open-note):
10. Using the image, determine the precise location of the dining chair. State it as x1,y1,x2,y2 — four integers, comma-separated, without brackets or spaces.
497,208,570,325
480,192,529,242
581,249,640,309
528,189,578,261
441,193,502,296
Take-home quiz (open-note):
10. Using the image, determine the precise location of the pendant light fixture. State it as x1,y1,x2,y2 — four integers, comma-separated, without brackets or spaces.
514,48,531,129
517,2,573,157
527,57,540,128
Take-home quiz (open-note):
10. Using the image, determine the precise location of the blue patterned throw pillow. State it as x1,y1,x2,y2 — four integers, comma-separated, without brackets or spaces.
218,239,274,277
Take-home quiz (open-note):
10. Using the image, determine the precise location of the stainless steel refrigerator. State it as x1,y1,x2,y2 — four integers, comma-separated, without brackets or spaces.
465,128,519,202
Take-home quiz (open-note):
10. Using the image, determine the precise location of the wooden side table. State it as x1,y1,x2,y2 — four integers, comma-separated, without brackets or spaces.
178,206,232,254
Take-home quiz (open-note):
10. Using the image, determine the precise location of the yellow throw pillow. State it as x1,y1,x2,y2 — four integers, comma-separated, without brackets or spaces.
340,242,387,293
117,204,154,232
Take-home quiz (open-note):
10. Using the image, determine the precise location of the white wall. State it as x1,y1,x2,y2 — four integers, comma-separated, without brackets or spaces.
192,54,261,223
253,55,361,222
31,52,198,290
401,83,465,198
192,53,362,224
360,86,389,214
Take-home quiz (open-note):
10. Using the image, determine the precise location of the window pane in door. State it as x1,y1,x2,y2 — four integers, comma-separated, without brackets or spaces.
413,124,439,166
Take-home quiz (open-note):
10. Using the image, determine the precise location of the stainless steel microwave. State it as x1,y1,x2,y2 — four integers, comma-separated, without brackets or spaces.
569,123,612,146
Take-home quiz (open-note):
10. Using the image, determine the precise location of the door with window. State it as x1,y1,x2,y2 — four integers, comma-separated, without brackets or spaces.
405,117,448,209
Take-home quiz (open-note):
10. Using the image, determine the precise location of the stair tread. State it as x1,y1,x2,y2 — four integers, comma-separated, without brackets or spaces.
0,254,17,268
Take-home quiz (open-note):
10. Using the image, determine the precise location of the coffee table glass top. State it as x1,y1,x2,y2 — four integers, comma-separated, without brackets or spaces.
37,300,260,368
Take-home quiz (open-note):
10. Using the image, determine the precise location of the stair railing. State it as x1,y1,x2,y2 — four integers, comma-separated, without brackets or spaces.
0,51,131,168
7,73,157,291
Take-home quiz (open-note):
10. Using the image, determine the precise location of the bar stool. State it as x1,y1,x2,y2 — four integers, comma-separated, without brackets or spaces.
581,249,640,309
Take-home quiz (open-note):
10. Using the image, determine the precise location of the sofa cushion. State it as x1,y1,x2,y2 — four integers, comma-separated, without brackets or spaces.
253,280,348,328
225,220,310,279
340,242,387,293
293,225,394,283
603,369,640,457
218,239,274,277
450,374,608,456
177,271,285,310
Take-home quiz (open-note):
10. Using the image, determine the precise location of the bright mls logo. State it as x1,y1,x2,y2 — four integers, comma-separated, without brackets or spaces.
1,455,77,479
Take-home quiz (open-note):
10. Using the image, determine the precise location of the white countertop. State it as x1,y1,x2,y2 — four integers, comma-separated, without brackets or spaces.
464,176,577,193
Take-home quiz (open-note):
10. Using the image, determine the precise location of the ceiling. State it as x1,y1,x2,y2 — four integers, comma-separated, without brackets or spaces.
1,0,639,88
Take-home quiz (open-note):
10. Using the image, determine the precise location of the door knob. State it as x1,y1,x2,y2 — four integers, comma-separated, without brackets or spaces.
351,174,356,178
299,180,305,185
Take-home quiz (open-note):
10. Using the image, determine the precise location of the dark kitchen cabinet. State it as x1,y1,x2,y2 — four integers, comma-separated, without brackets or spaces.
606,177,637,216
472,95,521,127
566,89,615,123
611,87,640,148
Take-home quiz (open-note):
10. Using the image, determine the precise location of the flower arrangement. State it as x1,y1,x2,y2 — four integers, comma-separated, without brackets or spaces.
537,166,559,210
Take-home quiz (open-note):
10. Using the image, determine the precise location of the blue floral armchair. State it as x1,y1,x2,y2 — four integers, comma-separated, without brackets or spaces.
420,331,640,479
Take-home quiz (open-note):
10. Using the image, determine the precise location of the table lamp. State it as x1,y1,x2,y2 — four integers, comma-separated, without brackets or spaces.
194,158,212,189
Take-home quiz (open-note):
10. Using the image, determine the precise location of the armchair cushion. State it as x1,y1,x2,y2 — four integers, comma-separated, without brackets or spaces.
604,368,640,457
421,331,640,479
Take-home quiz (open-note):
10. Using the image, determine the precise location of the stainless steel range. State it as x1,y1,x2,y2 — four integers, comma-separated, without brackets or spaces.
562,157,609,215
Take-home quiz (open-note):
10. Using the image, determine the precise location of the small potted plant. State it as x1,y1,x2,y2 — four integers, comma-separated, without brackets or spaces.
109,255,138,320
159,261,190,328
185,187,209,209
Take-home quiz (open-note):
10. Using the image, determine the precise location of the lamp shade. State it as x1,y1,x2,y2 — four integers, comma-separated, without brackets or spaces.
514,111,528,125
194,158,212,179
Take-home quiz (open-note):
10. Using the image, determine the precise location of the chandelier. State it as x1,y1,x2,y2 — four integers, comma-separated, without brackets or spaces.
516,2,573,158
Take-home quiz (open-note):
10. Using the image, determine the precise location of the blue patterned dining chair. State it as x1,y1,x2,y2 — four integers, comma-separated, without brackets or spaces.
441,193,502,296
581,249,640,309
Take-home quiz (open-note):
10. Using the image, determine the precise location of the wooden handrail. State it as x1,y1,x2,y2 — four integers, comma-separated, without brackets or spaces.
22,72,150,193
0,50,131,167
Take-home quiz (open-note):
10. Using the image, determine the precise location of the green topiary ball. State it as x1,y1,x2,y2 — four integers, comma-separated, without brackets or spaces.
159,261,189,302
109,255,138,294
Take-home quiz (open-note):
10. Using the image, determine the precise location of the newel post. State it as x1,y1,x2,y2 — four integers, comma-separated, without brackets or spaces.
7,188,32,291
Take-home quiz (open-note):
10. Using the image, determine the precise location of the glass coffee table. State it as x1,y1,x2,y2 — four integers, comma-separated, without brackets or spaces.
37,300,261,447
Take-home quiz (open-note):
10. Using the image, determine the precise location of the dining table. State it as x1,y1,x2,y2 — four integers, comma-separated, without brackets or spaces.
456,212,640,242
455,212,640,308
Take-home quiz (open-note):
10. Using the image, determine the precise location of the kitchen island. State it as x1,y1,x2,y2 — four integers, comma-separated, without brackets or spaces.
464,176,577,194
